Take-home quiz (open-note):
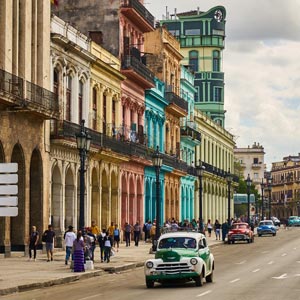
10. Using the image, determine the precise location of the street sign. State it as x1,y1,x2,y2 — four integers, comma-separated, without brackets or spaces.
0,207,18,217
0,163,18,216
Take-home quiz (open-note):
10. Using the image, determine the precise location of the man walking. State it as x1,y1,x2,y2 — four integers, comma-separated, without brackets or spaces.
124,222,132,247
64,225,76,265
42,224,56,262
133,221,141,246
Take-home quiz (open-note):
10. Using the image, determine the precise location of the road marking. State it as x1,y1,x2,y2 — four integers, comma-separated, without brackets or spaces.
197,290,212,297
230,278,240,283
268,261,274,265
236,260,246,265
79,294,103,300
252,269,260,273
272,273,287,279
281,253,287,257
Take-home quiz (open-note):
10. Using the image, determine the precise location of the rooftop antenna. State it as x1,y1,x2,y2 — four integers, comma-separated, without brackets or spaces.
197,7,200,14
174,8,177,19
166,6,169,20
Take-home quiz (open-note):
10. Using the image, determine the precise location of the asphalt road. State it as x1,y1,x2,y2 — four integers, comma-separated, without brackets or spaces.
3,227,300,300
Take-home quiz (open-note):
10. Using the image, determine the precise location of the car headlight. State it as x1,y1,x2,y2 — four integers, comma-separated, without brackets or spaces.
146,261,154,269
190,258,198,265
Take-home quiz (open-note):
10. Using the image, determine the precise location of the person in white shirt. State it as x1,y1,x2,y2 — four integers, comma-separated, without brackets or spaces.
64,225,76,265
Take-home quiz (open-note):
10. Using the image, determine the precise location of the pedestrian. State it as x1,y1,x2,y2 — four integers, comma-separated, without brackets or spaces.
103,232,113,263
42,224,55,262
144,220,152,242
107,221,115,246
97,228,106,262
214,220,221,240
207,219,213,237
86,227,96,261
124,222,132,247
150,222,156,244
64,225,76,265
73,231,85,272
91,220,100,236
221,220,229,242
28,226,39,261
133,221,141,246
113,224,120,252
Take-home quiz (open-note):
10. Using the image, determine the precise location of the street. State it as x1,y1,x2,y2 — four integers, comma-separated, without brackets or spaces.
3,227,300,300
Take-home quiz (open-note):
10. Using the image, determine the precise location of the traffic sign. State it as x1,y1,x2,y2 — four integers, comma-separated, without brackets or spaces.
0,207,18,217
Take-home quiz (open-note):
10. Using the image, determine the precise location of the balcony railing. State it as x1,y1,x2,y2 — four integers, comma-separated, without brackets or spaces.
122,55,155,85
0,68,24,100
180,125,201,142
26,81,59,113
121,0,155,28
165,91,188,112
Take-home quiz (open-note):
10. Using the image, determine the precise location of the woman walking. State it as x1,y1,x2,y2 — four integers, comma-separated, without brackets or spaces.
206,219,213,237
214,219,221,240
73,231,85,272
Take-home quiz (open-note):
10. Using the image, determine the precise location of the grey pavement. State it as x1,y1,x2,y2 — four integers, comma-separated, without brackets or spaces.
0,235,222,296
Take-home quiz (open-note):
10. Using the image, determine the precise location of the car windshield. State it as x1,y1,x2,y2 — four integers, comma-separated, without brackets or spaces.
232,224,247,230
158,237,197,249
260,221,273,226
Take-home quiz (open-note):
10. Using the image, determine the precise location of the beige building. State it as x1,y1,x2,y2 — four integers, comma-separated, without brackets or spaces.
0,1,59,256
234,142,265,191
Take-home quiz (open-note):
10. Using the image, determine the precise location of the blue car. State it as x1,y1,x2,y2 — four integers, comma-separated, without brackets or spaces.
257,220,277,236
288,216,300,227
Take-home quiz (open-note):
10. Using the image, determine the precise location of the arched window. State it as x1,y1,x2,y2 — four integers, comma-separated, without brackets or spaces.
92,87,97,130
103,94,107,134
189,50,199,72
53,69,59,96
112,100,116,134
213,50,220,72
78,80,83,123
66,75,72,121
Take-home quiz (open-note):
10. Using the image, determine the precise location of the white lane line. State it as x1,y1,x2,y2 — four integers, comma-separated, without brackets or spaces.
230,278,240,283
197,290,212,297
79,294,103,300
268,261,274,265
235,260,246,265
252,269,260,273
281,253,287,257
272,273,287,279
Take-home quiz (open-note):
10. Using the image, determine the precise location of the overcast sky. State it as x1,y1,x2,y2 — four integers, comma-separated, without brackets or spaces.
145,0,300,169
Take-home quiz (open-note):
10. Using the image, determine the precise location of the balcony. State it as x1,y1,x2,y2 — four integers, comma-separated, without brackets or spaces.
252,163,262,169
122,55,155,89
180,123,201,145
120,0,155,32
195,71,224,81
165,89,188,117
0,68,60,119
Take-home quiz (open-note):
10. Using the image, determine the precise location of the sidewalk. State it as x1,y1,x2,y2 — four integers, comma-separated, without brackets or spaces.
0,235,222,296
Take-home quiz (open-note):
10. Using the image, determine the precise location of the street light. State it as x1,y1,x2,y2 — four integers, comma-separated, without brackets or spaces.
76,119,91,231
260,178,265,221
245,174,252,224
152,146,163,242
196,160,205,232
226,169,233,227
267,175,273,219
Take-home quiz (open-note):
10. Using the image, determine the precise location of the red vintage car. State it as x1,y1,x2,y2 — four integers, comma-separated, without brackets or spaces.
227,222,254,244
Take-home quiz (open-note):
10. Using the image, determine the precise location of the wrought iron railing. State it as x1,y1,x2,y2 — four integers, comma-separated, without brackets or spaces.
180,126,201,141
165,91,188,112
0,68,24,99
121,0,155,28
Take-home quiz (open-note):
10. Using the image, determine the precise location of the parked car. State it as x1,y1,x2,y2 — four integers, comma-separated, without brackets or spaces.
288,216,300,226
227,222,254,244
271,217,280,226
257,220,277,236
144,231,214,288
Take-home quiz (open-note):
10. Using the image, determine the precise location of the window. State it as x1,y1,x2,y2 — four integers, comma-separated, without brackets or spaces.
53,69,59,96
92,88,97,130
253,158,259,164
189,50,199,72
66,75,72,121
185,28,200,36
103,94,107,134
112,100,116,132
213,50,220,72
214,87,222,102
78,81,83,123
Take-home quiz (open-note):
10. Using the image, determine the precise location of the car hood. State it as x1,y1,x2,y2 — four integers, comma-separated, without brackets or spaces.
258,225,275,229
229,229,250,234
155,249,197,262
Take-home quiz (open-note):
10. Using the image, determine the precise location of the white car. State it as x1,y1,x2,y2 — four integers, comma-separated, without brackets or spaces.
144,231,214,288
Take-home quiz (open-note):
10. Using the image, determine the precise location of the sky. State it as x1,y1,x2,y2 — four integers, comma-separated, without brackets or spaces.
145,0,300,169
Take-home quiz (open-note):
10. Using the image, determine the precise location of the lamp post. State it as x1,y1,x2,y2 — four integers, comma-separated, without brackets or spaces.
246,174,252,224
196,160,205,232
226,169,233,226
152,146,163,241
260,178,265,221
76,120,91,231
267,175,273,219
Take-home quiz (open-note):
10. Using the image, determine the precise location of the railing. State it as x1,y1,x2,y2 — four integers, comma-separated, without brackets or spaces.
26,81,59,113
122,55,155,85
121,0,155,28
165,91,188,112
0,68,24,99
180,126,201,141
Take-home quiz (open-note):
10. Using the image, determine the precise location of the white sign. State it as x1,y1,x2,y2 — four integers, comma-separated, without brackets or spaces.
0,163,18,173
0,174,18,184
0,207,18,217
0,196,18,206
0,185,18,195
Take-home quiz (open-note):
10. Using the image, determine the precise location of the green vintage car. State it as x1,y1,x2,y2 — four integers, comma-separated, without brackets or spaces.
144,231,214,288
288,216,300,226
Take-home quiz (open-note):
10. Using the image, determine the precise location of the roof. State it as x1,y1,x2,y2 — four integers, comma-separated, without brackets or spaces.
159,231,205,240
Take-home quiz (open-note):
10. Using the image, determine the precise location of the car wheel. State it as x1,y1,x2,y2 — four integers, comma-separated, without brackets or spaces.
273,233,276,236
195,270,204,286
252,237,254,243
206,268,214,283
258,234,262,237
146,280,154,288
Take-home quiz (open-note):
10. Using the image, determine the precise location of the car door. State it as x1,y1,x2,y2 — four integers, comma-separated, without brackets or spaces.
198,237,211,274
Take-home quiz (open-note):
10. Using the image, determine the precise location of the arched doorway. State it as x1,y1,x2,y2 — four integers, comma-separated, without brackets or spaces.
101,169,109,229
30,149,43,248
121,173,127,227
136,177,143,225
11,144,25,251
129,176,135,225
111,171,118,224
65,166,75,229
51,165,62,233
91,167,99,226
145,179,151,222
